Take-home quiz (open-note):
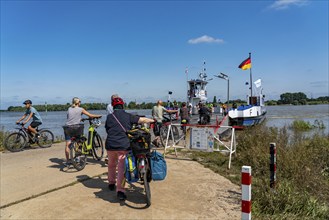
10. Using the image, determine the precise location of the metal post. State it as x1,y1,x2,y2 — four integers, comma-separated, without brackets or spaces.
227,78,230,108
270,143,276,189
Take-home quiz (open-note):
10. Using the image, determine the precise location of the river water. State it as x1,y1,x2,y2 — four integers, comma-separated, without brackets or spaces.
1,105,328,140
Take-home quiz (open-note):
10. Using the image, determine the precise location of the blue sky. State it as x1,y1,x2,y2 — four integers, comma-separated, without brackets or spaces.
1,0,328,110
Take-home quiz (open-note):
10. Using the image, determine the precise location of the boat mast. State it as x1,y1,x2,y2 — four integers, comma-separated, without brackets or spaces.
185,67,188,104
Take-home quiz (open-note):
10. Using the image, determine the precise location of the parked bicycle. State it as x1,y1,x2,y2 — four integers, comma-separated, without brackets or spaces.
159,112,180,147
63,117,104,171
127,125,152,206
4,122,54,152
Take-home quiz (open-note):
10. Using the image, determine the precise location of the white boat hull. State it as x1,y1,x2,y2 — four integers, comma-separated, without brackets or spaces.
228,105,266,127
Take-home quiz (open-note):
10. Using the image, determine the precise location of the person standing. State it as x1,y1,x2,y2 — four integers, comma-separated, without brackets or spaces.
105,96,155,200
106,94,119,115
179,102,190,133
105,94,119,163
63,97,101,166
151,100,178,147
16,100,42,138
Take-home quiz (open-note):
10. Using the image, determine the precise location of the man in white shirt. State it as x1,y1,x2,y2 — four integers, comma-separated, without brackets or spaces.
106,94,119,115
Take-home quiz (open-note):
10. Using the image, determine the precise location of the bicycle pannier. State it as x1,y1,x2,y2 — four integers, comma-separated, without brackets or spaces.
125,151,139,183
128,128,151,156
150,150,167,181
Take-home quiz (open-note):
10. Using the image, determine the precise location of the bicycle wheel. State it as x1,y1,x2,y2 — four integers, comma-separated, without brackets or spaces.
159,125,180,147
92,133,104,160
37,130,54,148
171,125,180,140
4,132,26,152
159,126,169,147
143,167,151,207
70,142,87,171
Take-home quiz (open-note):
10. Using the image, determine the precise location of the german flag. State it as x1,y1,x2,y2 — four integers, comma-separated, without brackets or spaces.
238,57,251,70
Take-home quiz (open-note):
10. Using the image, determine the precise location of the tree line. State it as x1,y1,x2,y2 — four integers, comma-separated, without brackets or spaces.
5,92,329,112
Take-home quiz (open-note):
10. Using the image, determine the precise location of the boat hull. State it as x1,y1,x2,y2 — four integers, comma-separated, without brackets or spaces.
228,105,267,127
228,113,266,126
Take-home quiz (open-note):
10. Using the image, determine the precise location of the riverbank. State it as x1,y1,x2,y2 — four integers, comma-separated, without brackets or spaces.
181,124,329,219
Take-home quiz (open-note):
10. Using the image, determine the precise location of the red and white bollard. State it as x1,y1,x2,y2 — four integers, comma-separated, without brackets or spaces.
241,166,252,220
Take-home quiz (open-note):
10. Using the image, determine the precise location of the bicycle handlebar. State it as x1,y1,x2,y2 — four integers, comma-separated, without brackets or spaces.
81,116,102,122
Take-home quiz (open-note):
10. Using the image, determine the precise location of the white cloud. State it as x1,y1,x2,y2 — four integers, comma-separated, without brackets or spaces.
269,0,309,10
188,35,225,44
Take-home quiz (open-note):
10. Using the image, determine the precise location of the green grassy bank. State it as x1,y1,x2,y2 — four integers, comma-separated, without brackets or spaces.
187,123,329,219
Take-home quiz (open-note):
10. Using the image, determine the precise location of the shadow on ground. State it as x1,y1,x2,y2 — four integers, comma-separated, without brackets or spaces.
77,175,150,209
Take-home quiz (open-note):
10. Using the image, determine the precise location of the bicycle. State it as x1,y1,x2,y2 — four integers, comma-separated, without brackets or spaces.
4,123,54,152
127,125,152,207
159,112,180,147
63,117,104,171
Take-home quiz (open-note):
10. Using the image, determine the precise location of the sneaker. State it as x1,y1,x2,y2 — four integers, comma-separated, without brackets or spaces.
117,191,127,201
108,184,115,191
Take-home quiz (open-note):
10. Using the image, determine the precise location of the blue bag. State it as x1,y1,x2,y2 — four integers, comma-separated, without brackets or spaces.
150,150,167,181
125,152,139,183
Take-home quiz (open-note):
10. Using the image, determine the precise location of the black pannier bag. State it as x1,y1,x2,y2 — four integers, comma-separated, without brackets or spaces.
127,128,151,156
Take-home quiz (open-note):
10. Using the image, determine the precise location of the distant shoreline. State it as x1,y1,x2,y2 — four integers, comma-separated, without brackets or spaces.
1,102,329,112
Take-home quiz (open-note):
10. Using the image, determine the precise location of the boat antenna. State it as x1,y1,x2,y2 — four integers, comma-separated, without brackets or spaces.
199,60,207,81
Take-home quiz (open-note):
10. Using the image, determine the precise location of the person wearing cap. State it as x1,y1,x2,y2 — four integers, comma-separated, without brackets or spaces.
16,100,43,137
64,97,102,167
105,96,155,201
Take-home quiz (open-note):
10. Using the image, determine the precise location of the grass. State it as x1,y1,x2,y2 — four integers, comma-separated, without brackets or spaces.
183,121,329,219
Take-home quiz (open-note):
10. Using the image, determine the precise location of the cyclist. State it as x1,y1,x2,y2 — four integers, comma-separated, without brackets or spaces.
105,96,155,201
179,102,189,132
63,97,102,167
198,102,211,124
16,100,42,138
151,100,178,147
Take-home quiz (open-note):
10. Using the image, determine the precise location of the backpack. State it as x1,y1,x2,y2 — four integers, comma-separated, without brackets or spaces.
125,152,139,183
150,150,167,181
127,127,151,156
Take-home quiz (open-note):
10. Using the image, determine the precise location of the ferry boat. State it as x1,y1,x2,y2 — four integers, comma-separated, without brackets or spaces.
228,80,267,127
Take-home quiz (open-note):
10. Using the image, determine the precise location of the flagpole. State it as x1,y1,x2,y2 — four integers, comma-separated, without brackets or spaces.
249,52,253,97
186,67,189,104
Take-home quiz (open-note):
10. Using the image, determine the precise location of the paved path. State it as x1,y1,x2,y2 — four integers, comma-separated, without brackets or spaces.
0,142,241,219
